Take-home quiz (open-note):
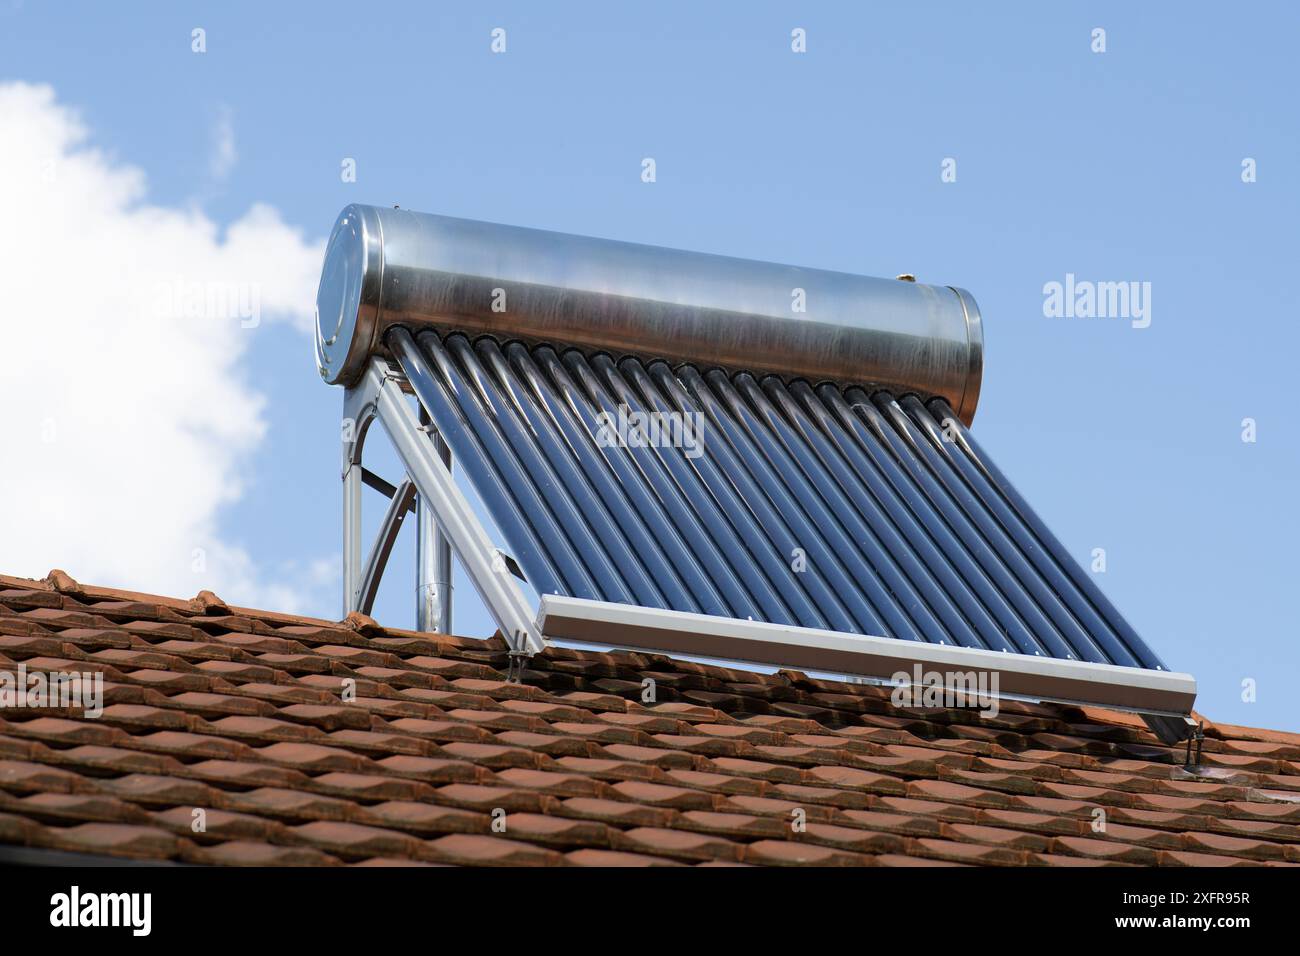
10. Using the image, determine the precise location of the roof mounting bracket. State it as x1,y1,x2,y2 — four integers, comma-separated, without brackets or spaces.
342,357,544,656
1180,719,1207,767
1136,713,1199,747
504,644,532,683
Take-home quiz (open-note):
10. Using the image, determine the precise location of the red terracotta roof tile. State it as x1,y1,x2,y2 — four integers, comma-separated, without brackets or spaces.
742,839,875,866
9,792,153,826
361,801,489,835
609,780,716,810
494,767,610,797
150,806,292,843
566,848,684,866
491,812,614,848
48,744,182,776
189,840,344,866
910,838,1029,866
615,826,743,862
374,755,481,784
41,822,191,860
0,572,1296,867
224,787,358,823
556,797,677,828
1049,836,1159,865
426,833,565,866
104,774,228,809
433,783,560,815
677,809,788,840
1155,849,1256,867
290,820,428,860
0,760,104,795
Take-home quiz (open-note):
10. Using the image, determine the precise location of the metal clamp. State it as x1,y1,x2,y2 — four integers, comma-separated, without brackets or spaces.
1182,720,1206,771
504,646,532,684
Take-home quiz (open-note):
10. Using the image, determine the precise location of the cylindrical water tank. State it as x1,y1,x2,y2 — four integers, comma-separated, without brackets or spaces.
315,204,984,422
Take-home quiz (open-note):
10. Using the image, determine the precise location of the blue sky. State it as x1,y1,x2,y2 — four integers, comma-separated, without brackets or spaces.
2,1,1296,732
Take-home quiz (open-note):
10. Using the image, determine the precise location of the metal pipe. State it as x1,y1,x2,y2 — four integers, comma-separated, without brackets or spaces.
863,390,1103,663
735,371,971,647
620,357,823,628
645,361,846,631
898,394,1124,663
359,478,417,615
826,384,1074,659
679,365,891,637
590,353,799,626
415,408,453,634
706,368,936,642
342,459,363,615
314,204,985,423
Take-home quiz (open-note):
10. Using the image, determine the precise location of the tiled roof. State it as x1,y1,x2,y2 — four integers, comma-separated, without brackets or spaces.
1,570,1297,867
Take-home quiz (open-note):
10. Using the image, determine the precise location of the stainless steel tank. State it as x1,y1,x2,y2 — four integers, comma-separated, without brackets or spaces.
315,204,985,423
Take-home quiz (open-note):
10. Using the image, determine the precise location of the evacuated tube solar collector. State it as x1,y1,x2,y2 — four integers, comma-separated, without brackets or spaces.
315,204,984,423
320,203,1196,744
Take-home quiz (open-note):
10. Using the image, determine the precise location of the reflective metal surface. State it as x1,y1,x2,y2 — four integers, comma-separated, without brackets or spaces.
415,410,453,634
315,204,985,423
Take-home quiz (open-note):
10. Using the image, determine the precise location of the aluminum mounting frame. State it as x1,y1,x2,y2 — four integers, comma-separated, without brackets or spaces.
536,595,1198,743
537,595,1197,716
341,356,543,655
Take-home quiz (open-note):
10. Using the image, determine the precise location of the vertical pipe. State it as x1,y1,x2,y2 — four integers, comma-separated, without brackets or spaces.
434,429,454,634
756,376,1008,652
416,406,454,633
342,447,363,616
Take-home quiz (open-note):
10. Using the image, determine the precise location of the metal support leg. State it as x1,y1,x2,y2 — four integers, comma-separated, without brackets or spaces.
342,383,379,616
343,446,364,615
416,409,454,634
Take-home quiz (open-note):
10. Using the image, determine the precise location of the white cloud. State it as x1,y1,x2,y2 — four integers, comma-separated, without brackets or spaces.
0,82,328,612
